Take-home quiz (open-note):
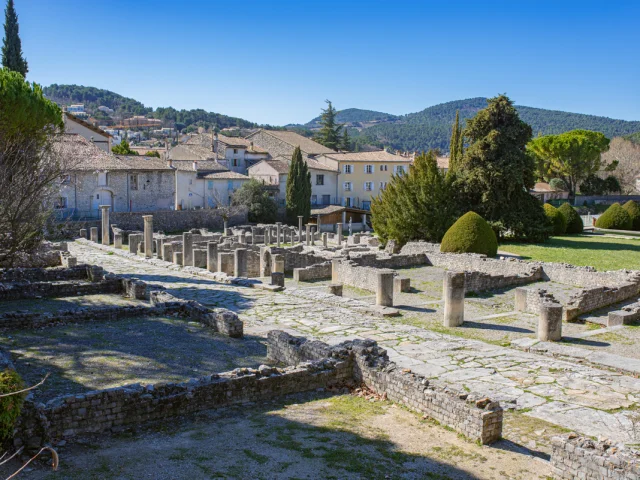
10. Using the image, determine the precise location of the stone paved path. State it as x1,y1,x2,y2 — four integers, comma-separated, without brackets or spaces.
69,242,640,445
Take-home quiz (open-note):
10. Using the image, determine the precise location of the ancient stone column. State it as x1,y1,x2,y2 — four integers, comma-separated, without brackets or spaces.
310,227,316,246
223,220,228,237
376,269,395,307
114,232,123,249
238,231,246,245
100,205,110,245
336,223,343,246
265,228,271,245
538,302,563,341
322,232,328,248
276,222,282,248
251,227,257,246
331,259,340,283
271,272,285,288
306,224,311,246
234,248,247,277
128,234,139,254
272,254,285,273
207,241,218,272
90,227,99,243
394,276,410,294
79,228,87,239
182,232,194,267
298,216,304,244
327,283,343,296
317,215,322,234
173,251,183,266
143,215,153,258
162,242,174,262
443,271,465,327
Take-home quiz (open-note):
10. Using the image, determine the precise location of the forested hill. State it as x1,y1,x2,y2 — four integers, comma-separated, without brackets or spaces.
309,98,640,153
306,108,399,126
43,84,258,130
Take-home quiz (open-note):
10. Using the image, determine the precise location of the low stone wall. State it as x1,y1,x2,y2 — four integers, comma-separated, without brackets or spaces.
551,435,640,480
350,253,429,269
0,264,87,283
332,259,392,292
267,331,503,445
293,262,332,282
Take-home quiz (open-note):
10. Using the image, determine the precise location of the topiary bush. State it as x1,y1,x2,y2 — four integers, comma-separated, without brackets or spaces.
595,203,633,230
558,203,583,234
543,203,567,235
622,200,640,231
0,368,25,441
440,211,498,257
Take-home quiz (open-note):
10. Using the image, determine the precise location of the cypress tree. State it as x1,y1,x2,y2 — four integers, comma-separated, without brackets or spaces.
2,0,28,77
285,146,312,225
449,110,460,171
315,100,342,150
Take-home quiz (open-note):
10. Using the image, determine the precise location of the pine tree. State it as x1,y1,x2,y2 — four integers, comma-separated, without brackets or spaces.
2,0,28,77
314,100,342,150
340,128,351,151
285,146,311,225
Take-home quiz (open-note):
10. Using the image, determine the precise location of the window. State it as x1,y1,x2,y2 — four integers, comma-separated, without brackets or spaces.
316,174,324,186
322,194,330,205
344,197,352,207
232,159,238,167
365,164,374,174
343,182,352,191
311,195,318,205
227,180,233,190
364,181,374,192
380,165,388,172
344,164,353,174
207,180,214,190
362,201,371,211
233,148,238,154
55,197,67,208
130,174,138,190
394,165,406,175
380,181,388,190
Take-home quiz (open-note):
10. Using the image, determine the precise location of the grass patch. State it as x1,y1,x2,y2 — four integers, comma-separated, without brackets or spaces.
500,234,640,271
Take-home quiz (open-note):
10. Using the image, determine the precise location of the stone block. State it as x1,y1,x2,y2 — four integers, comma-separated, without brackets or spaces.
327,283,343,296
394,276,410,294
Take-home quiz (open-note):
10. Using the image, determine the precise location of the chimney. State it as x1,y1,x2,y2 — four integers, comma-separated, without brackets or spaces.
193,161,198,171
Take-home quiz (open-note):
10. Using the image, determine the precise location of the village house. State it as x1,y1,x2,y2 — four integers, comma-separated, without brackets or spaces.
245,129,336,161
530,182,570,203
315,150,415,210
62,111,112,152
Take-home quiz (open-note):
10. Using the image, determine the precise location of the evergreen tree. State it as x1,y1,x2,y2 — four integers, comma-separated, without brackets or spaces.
285,146,311,225
340,127,351,151
449,110,460,172
459,95,548,241
314,100,342,150
2,0,27,77
371,150,458,246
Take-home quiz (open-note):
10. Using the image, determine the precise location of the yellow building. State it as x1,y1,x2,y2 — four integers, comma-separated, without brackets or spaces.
316,150,414,210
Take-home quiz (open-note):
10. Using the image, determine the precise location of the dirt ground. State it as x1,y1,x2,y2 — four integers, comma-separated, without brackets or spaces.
1,392,554,480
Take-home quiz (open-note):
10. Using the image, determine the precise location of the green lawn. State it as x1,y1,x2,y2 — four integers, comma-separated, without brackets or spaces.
499,234,640,271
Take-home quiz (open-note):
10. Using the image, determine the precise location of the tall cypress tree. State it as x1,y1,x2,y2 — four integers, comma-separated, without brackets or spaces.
2,0,28,77
285,146,312,225
448,110,464,175
315,100,342,150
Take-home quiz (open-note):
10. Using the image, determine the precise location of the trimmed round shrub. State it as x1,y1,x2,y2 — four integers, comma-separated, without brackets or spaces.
595,203,633,230
440,211,498,257
558,203,583,234
543,203,567,235
0,368,25,441
622,200,640,231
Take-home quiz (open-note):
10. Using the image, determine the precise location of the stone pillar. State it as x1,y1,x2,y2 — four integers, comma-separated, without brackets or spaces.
336,223,343,246
322,232,328,248
143,215,153,258
272,254,285,273
298,216,304,244
394,276,411,294
251,227,257,246
264,228,270,245
376,269,394,307
79,228,87,239
317,215,322,234
271,272,285,288
114,232,123,249
223,220,228,236
331,259,340,283
173,251,183,266
128,234,140,254
90,227,99,243
100,205,110,245
276,222,282,247
207,241,218,272
218,252,234,275
328,283,343,296
162,242,174,262
238,232,245,245
182,232,193,267
443,271,465,327
362,213,367,231
234,248,247,277
306,224,311,246
310,227,316,246
538,302,563,341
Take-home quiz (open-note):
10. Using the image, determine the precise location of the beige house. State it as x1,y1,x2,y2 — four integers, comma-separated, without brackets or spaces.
62,112,112,152
246,129,336,161
316,150,414,210
531,182,570,203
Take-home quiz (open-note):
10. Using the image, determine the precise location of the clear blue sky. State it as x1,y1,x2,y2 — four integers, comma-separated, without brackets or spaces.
15,0,640,125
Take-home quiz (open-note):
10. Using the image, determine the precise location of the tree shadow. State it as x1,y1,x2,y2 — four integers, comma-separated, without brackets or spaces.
560,336,611,347
460,321,533,334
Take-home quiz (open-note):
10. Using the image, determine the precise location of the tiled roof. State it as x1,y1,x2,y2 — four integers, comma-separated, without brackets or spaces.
171,160,228,173
169,144,216,161
311,205,345,216
249,129,336,155
306,158,339,172
185,134,268,156
200,171,250,180
64,112,112,138
321,150,413,163
114,155,172,171
262,160,291,174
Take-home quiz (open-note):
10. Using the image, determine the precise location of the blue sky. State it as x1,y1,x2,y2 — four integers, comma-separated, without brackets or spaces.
15,0,640,125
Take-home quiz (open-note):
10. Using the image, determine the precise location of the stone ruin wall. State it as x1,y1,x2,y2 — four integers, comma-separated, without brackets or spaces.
551,435,640,480
267,331,503,445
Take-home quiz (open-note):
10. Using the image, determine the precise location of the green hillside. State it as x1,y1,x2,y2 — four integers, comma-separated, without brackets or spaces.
317,98,640,153
625,132,640,145
306,108,398,126
43,84,258,130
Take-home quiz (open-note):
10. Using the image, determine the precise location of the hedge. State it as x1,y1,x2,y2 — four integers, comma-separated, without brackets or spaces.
558,203,583,234
543,203,567,235
595,203,632,230
440,211,498,257
622,200,640,231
